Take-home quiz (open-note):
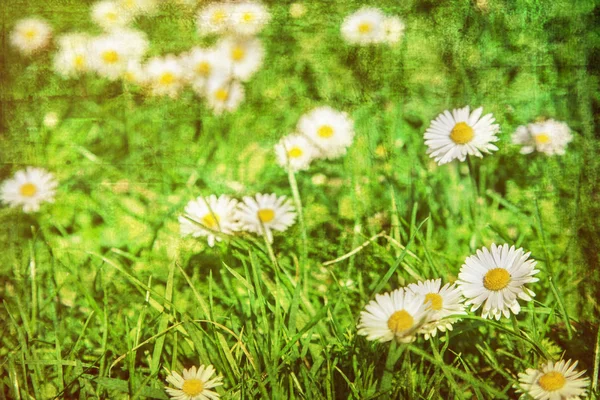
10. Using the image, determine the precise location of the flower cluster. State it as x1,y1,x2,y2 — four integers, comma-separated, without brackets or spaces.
341,7,405,46
179,193,296,245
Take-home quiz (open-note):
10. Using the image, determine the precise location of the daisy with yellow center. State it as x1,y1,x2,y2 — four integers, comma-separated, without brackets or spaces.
144,55,184,97
511,119,573,156
297,106,355,159
10,18,52,56
516,359,590,400
383,16,405,45
341,7,386,45
91,0,133,31
274,134,318,172
204,77,245,115
235,193,296,243
179,195,240,247
0,167,58,213
230,2,271,36
182,47,232,92
358,288,431,343
90,34,129,80
424,106,500,165
457,244,539,320
196,3,234,35
216,37,264,82
406,279,466,339
53,33,93,78
165,364,223,400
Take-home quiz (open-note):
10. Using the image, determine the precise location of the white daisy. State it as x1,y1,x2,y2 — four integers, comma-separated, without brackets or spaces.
0,167,58,213
230,2,271,36
406,279,466,339
89,34,131,80
457,244,539,320
274,134,318,172
182,47,232,92
424,106,500,165
204,77,245,115
512,119,573,156
179,195,240,247
10,18,52,56
196,3,234,36
114,28,149,59
236,193,296,243
91,0,133,31
53,33,93,78
357,288,431,343
383,16,405,45
165,364,223,400
341,7,386,45
296,106,355,159
123,59,146,84
516,359,590,400
144,55,185,97
216,36,264,82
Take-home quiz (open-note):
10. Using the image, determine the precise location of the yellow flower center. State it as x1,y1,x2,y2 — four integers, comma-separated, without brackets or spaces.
231,47,245,61
124,0,136,9
196,61,211,76
74,55,86,69
202,213,220,229
538,371,566,392
387,310,414,334
159,72,175,85
450,122,474,144
287,147,303,158
535,133,551,144
424,293,443,311
214,88,229,101
212,10,226,23
181,379,204,396
358,22,372,34
20,183,38,197
242,12,254,22
24,29,38,39
105,11,118,21
483,268,511,291
102,50,119,64
257,209,275,223
317,125,334,138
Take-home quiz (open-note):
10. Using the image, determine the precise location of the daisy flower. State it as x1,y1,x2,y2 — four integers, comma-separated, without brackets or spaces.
197,3,234,36
203,77,245,115
230,2,271,36
89,34,131,80
91,0,133,31
10,18,52,56
296,106,355,159
383,16,405,45
183,47,232,92
358,288,431,343
144,55,185,97
114,28,149,59
512,119,573,156
341,7,386,45
179,195,240,247
424,106,500,165
407,279,465,339
216,36,264,82
516,359,590,400
123,59,146,84
236,193,296,243
0,167,58,213
53,33,93,78
274,134,318,172
165,364,223,400
457,243,539,320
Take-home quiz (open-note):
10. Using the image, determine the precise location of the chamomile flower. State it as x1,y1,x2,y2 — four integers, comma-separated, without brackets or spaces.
91,1,133,31
197,3,234,36
406,279,465,339
145,55,184,97
54,33,93,77
341,7,386,45
183,47,232,92
274,134,318,172
90,34,130,80
216,36,264,82
165,364,223,400
179,195,240,247
236,193,296,243
204,77,245,115
297,106,355,159
114,28,149,59
123,59,146,84
358,288,431,343
230,2,271,36
457,244,539,320
383,16,405,45
0,167,58,213
10,18,52,56
516,359,590,400
424,106,500,165
512,119,573,156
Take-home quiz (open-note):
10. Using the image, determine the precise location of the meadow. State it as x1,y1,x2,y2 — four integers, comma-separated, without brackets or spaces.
1,0,599,399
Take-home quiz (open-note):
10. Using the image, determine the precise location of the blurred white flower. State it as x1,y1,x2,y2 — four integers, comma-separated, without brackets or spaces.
341,7,386,45
118,0,158,16
43,112,60,129
204,77,245,115
90,34,130,80
289,3,306,18
144,55,185,97
383,16,405,45
512,119,573,156
196,2,234,35
179,194,240,247
123,59,146,84
0,167,58,213
230,2,271,36
183,47,232,92
274,134,318,172
54,33,93,78
10,18,52,55
297,106,355,159
91,0,133,30
236,193,296,243
516,359,590,400
165,365,223,400
424,106,500,165
216,36,264,82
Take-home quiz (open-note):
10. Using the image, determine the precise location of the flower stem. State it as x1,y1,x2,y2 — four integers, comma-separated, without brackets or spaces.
379,340,404,393
287,168,308,282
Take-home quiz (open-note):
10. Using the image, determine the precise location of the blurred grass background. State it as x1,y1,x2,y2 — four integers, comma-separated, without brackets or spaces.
1,0,599,398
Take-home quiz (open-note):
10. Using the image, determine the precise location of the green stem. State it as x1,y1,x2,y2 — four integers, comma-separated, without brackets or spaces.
287,169,308,283
379,341,404,393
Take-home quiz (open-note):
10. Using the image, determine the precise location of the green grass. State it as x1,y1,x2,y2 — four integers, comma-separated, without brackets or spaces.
1,0,600,398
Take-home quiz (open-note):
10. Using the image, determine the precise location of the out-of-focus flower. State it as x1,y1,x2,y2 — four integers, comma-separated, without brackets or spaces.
341,7,386,45
274,134,318,172
10,18,52,55
216,36,264,82
179,195,240,247
289,3,306,18
54,33,93,78
512,119,573,156
144,55,185,97
91,1,133,30
236,193,296,243
1,167,58,213
383,16,405,45
204,77,245,115
297,106,355,159
229,2,271,36
196,3,234,36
